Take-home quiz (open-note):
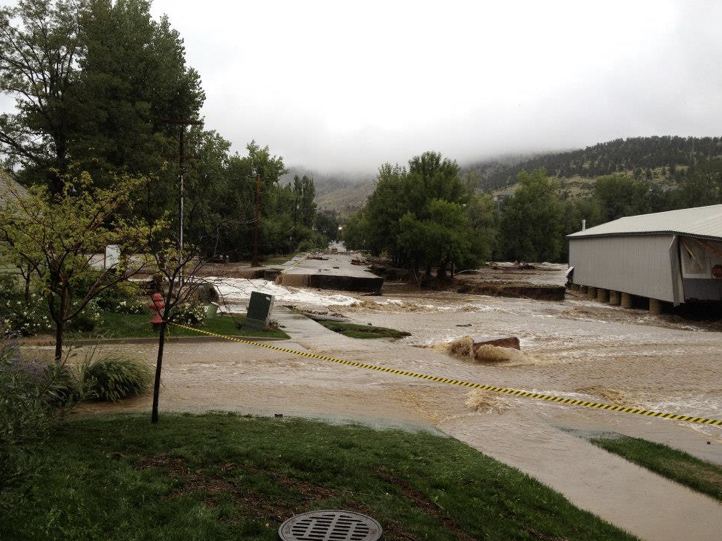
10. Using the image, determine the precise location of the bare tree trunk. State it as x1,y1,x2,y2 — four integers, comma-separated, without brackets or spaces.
54,319,64,361
151,282,175,424
23,271,31,304
151,320,167,424
53,289,68,361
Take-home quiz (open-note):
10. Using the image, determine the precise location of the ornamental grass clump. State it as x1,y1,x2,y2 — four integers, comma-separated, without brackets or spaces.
81,354,152,402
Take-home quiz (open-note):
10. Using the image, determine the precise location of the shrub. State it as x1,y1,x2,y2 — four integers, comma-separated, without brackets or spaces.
67,299,101,332
80,354,152,402
107,298,146,314
0,273,22,300
1,296,52,337
95,281,145,314
0,344,76,508
169,301,206,326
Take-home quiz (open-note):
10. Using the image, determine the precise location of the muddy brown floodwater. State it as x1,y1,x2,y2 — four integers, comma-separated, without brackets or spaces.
49,262,722,541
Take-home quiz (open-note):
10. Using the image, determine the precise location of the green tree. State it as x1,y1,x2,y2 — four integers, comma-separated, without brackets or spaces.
398,199,477,277
177,128,234,255
364,163,407,257
315,211,340,243
0,172,149,360
466,193,498,262
499,169,563,262
246,141,286,264
352,151,478,274
342,207,371,252
672,159,722,208
0,0,204,192
293,175,316,228
361,151,470,263
74,0,204,181
0,0,84,190
593,174,651,222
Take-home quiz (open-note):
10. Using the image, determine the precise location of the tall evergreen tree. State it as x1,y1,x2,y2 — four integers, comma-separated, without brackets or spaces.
0,0,204,192
0,0,85,191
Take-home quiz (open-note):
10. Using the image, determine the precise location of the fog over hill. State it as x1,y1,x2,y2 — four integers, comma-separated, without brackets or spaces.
289,136,722,212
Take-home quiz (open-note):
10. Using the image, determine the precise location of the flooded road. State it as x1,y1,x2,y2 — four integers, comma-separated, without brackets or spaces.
68,259,722,540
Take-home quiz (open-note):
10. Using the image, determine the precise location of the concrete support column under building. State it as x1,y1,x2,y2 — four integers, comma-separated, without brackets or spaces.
621,293,633,309
597,289,609,303
609,291,621,305
579,285,588,294
587,287,597,299
649,298,663,315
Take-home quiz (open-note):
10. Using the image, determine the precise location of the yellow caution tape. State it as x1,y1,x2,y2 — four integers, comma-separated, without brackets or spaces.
169,322,722,427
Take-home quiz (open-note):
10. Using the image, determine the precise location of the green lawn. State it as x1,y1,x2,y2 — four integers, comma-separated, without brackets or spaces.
263,252,301,265
319,320,411,339
89,312,289,340
590,434,722,501
1,414,636,541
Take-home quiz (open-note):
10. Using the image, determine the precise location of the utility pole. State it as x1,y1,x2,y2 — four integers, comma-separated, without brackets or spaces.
252,171,261,267
163,119,203,254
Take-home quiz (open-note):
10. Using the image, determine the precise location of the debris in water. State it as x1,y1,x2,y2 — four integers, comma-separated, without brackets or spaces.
466,389,509,413
473,344,528,363
434,336,532,363
434,336,474,359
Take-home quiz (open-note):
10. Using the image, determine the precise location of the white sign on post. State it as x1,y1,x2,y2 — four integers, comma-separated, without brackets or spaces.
105,245,120,269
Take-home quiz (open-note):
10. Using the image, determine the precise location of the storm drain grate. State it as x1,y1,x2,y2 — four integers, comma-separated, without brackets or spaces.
278,510,383,541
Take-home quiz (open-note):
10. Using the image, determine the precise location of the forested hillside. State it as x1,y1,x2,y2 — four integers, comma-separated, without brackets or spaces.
466,136,722,192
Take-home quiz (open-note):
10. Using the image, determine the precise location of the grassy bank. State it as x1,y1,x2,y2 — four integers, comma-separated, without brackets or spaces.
319,320,410,339
1,414,636,541
590,434,722,501
89,312,289,340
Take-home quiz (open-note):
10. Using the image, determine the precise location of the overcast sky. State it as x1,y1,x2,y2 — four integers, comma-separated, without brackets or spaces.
4,0,722,174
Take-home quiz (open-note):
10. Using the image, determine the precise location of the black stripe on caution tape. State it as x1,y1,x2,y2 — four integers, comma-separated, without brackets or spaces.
168,322,722,427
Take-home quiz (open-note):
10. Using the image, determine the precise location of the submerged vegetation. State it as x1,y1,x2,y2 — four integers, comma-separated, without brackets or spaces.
590,434,722,502
319,320,410,339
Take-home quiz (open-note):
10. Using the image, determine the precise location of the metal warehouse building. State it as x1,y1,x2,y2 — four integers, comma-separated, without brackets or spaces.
567,204,722,312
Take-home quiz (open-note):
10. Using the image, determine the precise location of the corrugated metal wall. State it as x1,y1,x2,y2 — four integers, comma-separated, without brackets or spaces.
569,234,676,302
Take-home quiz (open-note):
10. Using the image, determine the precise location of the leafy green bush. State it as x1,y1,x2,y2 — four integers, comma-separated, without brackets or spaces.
95,281,145,314
1,295,52,337
0,272,22,300
297,230,329,252
169,301,206,326
80,354,152,402
0,344,75,508
67,299,101,332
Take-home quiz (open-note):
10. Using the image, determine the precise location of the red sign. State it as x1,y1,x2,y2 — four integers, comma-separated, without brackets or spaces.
713,265,722,279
